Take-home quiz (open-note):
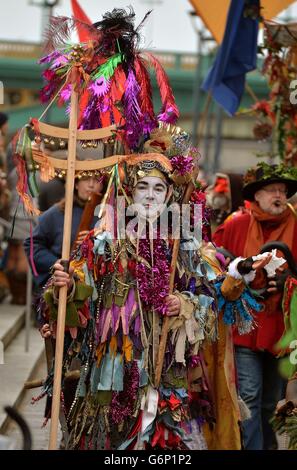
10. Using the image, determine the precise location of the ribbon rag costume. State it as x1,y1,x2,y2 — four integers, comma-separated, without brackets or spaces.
13,8,265,450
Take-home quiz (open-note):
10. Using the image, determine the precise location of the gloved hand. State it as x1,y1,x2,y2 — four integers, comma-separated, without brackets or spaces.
237,254,273,276
267,269,292,293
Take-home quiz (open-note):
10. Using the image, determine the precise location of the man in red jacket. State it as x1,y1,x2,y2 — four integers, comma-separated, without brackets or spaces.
213,162,297,450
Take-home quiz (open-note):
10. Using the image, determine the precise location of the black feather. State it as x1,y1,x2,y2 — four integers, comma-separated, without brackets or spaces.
72,17,102,41
92,7,139,63
135,10,153,33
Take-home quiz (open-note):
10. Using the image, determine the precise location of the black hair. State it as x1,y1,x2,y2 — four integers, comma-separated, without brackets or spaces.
0,112,8,128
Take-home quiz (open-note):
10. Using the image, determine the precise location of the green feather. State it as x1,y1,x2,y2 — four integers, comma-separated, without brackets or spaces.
91,53,123,81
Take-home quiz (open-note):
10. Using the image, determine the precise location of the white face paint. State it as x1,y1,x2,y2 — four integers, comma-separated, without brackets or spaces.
254,183,288,215
132,176,168,219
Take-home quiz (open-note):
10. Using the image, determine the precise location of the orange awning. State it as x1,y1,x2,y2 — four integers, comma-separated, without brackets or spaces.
189,0,296,43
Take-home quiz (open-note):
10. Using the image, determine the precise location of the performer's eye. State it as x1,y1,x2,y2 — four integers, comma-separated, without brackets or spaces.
155,185,166,192
136,184,147,190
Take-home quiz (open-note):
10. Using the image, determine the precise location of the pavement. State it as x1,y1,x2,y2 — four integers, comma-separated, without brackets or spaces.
0,302,46,447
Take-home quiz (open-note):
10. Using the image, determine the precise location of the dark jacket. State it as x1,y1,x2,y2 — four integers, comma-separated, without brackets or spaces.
24,202,97,287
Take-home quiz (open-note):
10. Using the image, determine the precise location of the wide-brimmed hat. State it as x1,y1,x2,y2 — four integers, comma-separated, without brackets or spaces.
242,163,297,201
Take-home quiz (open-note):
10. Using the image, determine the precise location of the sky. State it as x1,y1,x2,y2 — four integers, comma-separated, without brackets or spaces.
0,0,201,52
0,0,296,53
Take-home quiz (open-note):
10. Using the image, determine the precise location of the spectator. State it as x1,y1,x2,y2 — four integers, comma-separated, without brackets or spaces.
205,172,247,230
213,162,297,449
38,177,65,212
24,175,103,289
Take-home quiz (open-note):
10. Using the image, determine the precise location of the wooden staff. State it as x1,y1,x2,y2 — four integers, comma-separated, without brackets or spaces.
48,90,78,450
154,178,197,388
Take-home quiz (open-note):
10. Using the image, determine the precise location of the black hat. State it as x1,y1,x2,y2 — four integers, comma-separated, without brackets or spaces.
242,163,297,201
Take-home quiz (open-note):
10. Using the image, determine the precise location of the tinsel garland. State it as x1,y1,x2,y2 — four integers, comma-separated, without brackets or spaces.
110,361,139,425
136,237,170,315
171,155,193,176
189,188,212,242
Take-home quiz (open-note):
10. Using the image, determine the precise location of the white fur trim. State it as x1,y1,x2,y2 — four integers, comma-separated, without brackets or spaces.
228,257,256,283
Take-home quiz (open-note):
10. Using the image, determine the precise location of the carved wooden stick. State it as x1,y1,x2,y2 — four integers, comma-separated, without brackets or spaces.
48,90,78,450
154,179,197,388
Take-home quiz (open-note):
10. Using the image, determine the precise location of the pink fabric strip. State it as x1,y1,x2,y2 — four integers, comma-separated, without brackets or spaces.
29,221,38,276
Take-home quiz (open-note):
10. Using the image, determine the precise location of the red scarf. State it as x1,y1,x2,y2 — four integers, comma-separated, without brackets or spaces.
244,203,295,257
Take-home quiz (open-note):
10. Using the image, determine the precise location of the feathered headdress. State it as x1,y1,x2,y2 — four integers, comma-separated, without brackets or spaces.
40,7,179,151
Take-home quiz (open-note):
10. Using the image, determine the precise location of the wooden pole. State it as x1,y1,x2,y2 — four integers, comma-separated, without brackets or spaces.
154,240,180,388
48,90,78,450
154,179,197,388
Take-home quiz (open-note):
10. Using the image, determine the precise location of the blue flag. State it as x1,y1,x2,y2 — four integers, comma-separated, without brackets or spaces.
201,0,259,116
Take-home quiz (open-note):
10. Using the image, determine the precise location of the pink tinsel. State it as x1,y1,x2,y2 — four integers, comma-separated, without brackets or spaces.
110,361,139,425
136,237,170,315
171,155,194,176
189,355,201,368
190,189,211,242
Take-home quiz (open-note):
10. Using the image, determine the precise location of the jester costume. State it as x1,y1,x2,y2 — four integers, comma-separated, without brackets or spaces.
35,146,265,450
14,7,262,451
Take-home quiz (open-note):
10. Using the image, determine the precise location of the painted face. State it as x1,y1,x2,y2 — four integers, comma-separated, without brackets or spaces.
75,176,103,202
254,182,288,215
132,176,168,218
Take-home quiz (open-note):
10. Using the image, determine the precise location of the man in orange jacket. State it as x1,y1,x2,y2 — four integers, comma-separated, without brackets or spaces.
213,162,297,449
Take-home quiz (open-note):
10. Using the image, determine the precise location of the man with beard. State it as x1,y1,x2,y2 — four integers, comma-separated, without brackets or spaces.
213,162,297,450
